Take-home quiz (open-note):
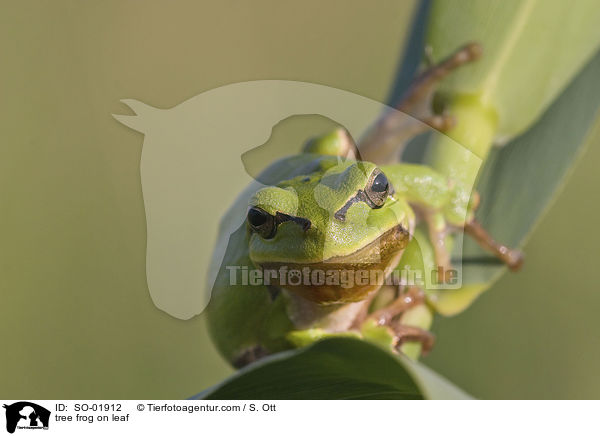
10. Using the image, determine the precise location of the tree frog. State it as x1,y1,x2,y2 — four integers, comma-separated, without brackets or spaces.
206,43,522,367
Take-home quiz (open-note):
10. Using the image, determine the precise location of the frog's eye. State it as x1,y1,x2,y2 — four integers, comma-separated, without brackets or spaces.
364,169,390,208
247,207,277,239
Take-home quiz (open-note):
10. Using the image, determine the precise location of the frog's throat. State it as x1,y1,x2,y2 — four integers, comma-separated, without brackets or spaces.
258,224,410,304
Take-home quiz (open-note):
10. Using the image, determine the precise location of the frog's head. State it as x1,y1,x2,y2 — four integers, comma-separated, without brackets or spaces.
246,158,414,304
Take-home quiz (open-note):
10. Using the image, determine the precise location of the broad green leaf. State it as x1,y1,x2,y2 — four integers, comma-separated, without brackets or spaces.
429,46,600,315
462,50,600,284
411,0,600,314
427,0,600,140
191,337,472,400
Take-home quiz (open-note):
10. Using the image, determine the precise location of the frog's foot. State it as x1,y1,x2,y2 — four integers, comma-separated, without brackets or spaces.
398,42,482,115
359,43,481,164
368,286,425,326
464,219,524,271
391,322,436,356
360,287,435,356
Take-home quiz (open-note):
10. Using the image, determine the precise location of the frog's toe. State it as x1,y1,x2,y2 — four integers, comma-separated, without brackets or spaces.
392,322,436,356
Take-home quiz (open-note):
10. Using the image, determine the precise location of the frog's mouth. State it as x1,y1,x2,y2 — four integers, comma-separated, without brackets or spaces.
258,224,410,304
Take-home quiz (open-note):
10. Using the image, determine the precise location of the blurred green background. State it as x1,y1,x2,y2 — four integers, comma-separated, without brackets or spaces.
2,1,599,399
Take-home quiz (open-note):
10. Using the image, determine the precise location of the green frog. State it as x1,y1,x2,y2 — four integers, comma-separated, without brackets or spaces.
206,43,522,367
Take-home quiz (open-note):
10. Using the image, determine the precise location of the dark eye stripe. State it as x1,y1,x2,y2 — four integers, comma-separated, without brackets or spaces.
333,193,364,221
334,190,380,221
274,212,311,232
248,207,311,239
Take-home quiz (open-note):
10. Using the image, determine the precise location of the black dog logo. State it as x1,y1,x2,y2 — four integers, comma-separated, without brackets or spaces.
3,402,50,434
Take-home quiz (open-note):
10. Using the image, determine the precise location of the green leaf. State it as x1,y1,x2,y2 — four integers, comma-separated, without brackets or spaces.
191,337,472,400
462,49,600,285
417,0,600,314
427,49,600,315
427,0,600,140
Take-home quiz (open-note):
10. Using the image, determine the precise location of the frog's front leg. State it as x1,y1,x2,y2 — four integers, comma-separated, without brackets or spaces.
391,322,436,355
367,286,425,326
283,286,434,356
359,286,435,356
286,303,435,357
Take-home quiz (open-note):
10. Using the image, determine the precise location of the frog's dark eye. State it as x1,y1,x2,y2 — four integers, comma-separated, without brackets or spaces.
371,171,389,193
364,169,390,208
247,207,276,239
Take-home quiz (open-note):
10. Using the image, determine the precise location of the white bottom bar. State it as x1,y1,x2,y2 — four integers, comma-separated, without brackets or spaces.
1,400,594,436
